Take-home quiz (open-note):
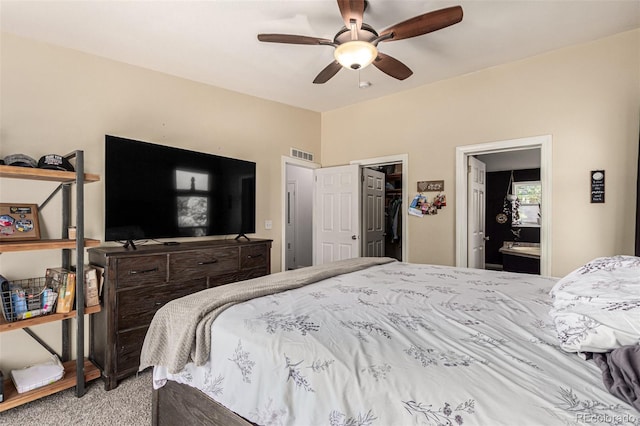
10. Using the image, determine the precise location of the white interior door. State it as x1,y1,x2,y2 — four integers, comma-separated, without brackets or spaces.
467,156,486,269
362,168,385,257
313,164,360,265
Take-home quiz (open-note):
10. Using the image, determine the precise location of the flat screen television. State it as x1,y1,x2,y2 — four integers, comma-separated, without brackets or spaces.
105,135,256,243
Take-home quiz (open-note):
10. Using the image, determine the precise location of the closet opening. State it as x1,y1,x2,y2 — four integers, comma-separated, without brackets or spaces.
364,163,403,261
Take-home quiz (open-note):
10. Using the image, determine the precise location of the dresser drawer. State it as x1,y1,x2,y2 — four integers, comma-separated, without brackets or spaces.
116,255,167,289
116,327,148,373
239,267,269,281
117,279,207,330
169,247,238,281
240,245,268,270
209,271,246,288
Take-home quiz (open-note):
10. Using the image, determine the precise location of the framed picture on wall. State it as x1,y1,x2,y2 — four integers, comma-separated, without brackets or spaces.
0,203,41,241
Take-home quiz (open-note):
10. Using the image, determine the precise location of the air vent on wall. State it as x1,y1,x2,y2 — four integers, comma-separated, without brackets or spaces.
290,148,314,162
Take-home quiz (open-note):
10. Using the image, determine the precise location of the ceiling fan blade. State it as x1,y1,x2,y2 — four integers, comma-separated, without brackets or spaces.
337,0,365,30
258,34,333,45
313,61,343,84
380,5,463,42
372,52,413,80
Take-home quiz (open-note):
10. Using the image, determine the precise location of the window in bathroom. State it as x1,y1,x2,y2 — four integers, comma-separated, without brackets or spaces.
512,181,541,227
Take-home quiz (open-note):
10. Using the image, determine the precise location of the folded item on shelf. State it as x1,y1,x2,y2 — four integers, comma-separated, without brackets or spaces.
11,355,64,393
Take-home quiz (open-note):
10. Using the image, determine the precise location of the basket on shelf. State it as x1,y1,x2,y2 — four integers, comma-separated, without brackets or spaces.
1,277,59,323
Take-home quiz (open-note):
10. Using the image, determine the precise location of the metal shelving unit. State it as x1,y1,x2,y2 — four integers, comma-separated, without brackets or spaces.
0,151,101,411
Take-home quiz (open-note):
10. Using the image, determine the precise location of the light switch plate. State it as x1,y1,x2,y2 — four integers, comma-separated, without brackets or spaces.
265,220,272,230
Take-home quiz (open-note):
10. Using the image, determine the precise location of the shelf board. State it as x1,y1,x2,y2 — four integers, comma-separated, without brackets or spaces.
0,165,100,183
0,238,101,253
0,358,101,412
0,305,101,332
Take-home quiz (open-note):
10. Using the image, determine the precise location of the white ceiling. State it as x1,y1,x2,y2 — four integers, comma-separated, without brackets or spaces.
477,149,540,172
1,1,639,112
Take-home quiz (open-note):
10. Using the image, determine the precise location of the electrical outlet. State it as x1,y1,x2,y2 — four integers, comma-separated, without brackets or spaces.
265,220,272,230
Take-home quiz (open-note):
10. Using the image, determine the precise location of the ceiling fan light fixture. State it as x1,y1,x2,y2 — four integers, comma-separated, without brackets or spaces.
334,41,378,70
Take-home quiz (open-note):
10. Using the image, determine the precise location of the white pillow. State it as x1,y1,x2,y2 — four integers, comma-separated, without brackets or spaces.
549,255,640,353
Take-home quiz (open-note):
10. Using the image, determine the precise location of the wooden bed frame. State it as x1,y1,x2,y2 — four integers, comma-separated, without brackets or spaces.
153,379,254,426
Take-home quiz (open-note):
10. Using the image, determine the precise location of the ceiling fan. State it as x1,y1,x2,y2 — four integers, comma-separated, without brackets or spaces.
257,1,463,84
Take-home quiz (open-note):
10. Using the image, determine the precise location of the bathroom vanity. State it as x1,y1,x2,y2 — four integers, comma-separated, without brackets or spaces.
499,242,541,274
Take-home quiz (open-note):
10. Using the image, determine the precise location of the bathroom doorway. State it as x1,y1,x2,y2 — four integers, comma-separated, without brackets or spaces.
455,135,552,276
476,150,541,274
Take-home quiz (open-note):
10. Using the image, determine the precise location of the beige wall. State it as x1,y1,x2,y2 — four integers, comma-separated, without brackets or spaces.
322,29,640,277
0,33,321,370
1,29,638,370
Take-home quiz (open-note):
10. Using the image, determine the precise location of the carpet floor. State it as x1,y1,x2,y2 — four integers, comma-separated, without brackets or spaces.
1,371,151,425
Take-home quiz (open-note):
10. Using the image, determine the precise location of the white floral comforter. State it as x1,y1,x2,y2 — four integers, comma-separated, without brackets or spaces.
153,261,639,425
550,255,640,353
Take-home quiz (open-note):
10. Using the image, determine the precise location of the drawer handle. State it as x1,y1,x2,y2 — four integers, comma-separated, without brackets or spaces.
247,253,263,259
198,259,218,265
129,267,159,275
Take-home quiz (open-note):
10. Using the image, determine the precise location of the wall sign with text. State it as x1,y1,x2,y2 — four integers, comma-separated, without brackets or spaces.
590,170,605,203
417,180,444,192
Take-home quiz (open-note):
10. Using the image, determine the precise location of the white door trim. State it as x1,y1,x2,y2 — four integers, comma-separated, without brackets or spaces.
350,154,409,262
281,156,320,272
455,136,552,276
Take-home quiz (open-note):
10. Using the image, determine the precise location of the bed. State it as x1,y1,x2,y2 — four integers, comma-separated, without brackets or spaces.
140,256,639,425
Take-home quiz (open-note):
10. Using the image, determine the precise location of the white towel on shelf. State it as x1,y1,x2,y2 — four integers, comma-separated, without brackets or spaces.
11,354,64,393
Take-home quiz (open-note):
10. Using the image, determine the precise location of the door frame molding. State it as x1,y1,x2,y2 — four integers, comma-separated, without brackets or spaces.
350,154,409,262
455,135,552,276
281,156,320,272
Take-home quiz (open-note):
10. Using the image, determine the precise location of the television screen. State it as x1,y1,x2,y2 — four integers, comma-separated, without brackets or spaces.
105,135,256,241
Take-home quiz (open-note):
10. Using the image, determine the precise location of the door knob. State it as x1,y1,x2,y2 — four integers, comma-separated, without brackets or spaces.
351,235,357,240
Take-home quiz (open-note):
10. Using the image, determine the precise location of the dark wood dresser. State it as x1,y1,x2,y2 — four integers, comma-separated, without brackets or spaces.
88,238,272,390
